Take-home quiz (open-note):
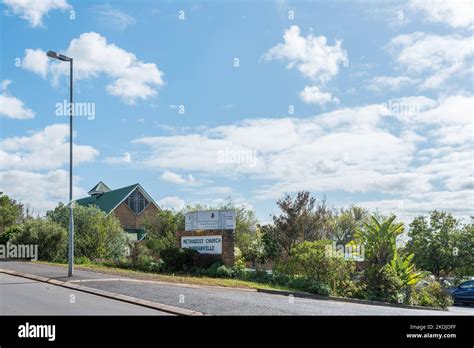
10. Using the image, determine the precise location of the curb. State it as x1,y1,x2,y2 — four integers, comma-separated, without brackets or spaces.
257,288,447,311
0,268,204,316
36,262,258,293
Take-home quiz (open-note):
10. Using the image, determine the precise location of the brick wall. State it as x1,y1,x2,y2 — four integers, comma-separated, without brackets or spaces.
112,202,159,229
176,230,235,266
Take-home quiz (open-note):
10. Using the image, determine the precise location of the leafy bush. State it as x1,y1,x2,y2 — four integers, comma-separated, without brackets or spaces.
47,204,127,260
9,218,67,262
410,281,453,309
142,210,183,257
149,259,165,273
0,225,20,244
216,265,233,278
336,279,366,299
389,252,427,286
75,256,93,265
286,277,332,296
193,253,221,269
274,240,352,294
160,247,198,272
130,242,155,272
363,264,404,303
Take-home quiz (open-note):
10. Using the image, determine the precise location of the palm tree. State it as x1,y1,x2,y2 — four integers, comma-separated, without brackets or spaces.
355,215,404,265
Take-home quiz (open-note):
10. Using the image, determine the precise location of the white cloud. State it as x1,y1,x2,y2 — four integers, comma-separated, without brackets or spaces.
93,5,136,31
22,32,165,104
0,80,35,119
263,25,347,104
0,124,99,170
409,0,474,28
3,0,71,28
104,152,132,164
0,169,86,213
263,25,347,83
157,196,185,210
131,94,473,220
299,85,338,105
161,171,196,185
387,32,474,90
366,76,415,92
22,49,49,78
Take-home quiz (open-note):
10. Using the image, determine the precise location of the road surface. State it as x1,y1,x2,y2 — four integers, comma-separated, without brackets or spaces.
0,273,171,315
1,261,473,316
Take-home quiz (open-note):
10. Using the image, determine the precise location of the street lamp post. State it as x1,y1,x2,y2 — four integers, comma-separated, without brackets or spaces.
47,50,74,277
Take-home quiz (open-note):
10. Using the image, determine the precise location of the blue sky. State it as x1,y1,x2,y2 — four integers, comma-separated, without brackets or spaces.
0,0,473,223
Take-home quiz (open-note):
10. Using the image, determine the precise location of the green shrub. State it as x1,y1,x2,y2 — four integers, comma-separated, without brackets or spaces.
143,210,183,257
274,240,352,294
160,247,198,272
47,204,127,260
203,261,224,277
363,264,404,303
216,265,233,278
149,259,165,273
75,256,93,265
336,279,366,299
0,225,20,244
193,253,221,269
411,281,453,309
287,277,332,296
130,242,154,272
9,218,67,262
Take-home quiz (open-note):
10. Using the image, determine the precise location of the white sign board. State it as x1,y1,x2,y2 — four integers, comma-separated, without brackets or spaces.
185,210,236,231
181,235,222,254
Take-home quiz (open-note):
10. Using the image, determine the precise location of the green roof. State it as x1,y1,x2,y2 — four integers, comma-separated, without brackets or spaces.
88,181,111,194
76,183,138,214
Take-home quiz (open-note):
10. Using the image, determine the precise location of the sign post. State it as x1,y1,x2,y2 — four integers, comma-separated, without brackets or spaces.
178,210,236,266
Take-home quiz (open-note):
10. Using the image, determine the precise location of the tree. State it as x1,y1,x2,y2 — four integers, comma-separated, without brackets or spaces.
406,211,473,279
333,206,369,245
354,215,404,265
237,226,266,269
142,209,184,256
0,193,23,236
47,204,127,260
260,224,281,261
10,219,67,262
271,191,317,257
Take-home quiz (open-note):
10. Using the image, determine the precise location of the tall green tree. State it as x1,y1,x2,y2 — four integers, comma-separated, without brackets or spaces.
142,209,184,256
47,204,127,259
10,219,67,262
0,193,23,235
333,206,369,245
406,211,473,279
271,191,317,257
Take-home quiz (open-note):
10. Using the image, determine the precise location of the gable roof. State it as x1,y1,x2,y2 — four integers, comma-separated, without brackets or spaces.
88,181,111,195
76,183,160,215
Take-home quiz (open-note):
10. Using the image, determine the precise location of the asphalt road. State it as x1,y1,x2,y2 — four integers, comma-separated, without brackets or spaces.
2,261,473,316
0,273,171,315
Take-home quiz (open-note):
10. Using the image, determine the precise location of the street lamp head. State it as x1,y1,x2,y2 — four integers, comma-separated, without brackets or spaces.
46,50,72,61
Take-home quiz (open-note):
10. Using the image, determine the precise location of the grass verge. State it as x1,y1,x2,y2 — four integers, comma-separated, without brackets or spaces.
34,261,294,292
